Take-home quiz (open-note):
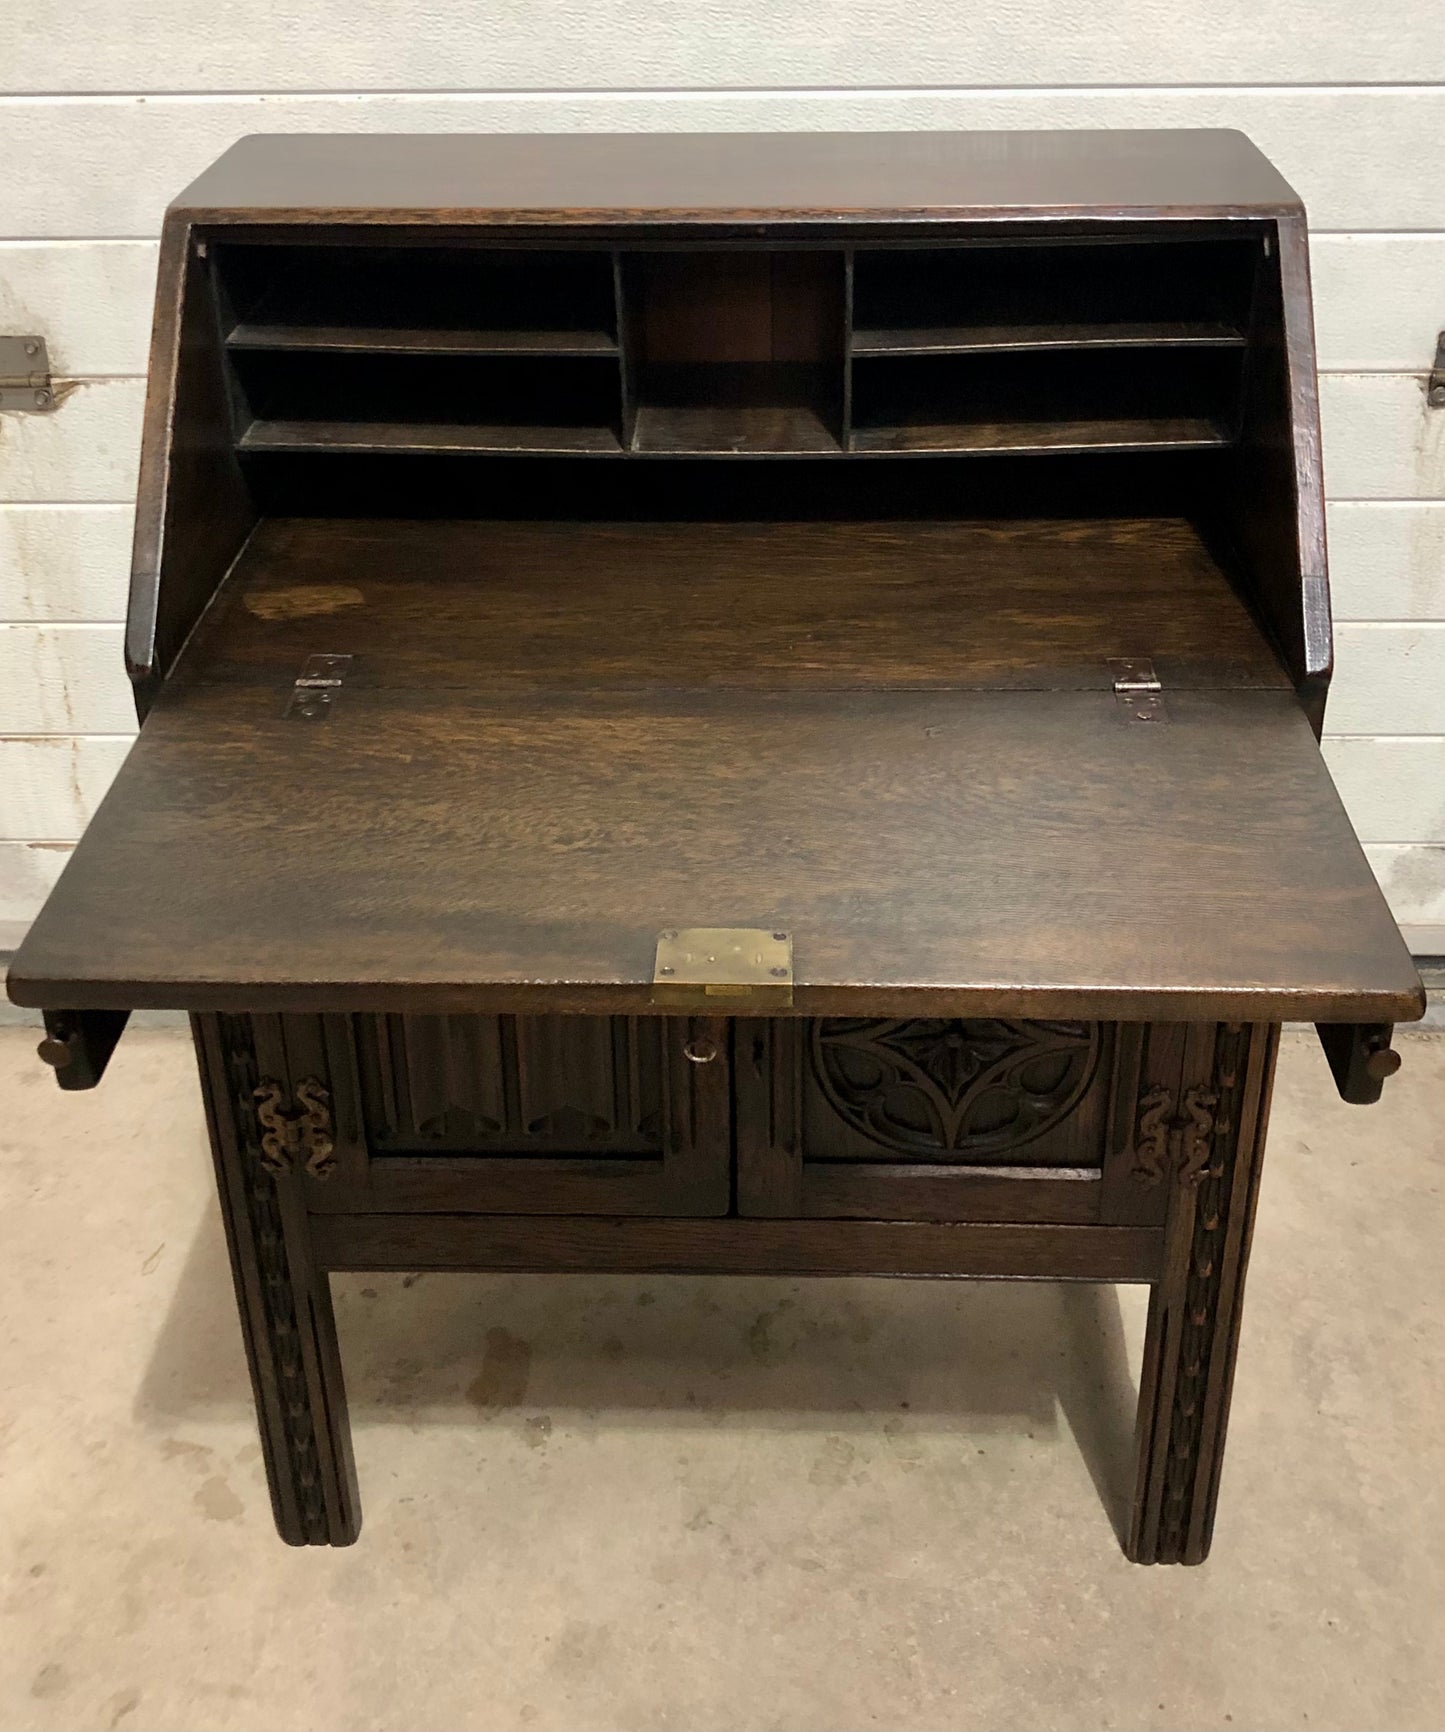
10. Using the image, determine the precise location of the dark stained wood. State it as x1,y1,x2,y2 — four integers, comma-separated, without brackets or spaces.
193,1013,361,1545
306,1011,732,1216
736,1016,1124,1223
180,516,1291,694
16,131,1424,1562
1128,1022,1278,1564
310,1212,1164,1281
228,323,619,356
126,225,256,717
1314,1021,1403,1105
849,414,1229,455
1218,213,1331,733
849,321,1247,356
170,131,1304,225
631,398,839,456
240,419,623,455
794,1167,1101,1223
7,685,1421,1022
36,1008,130,1090
1097,1023,1189,1228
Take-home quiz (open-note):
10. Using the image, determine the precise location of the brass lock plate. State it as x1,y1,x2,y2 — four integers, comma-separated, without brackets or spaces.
652,927,793,1009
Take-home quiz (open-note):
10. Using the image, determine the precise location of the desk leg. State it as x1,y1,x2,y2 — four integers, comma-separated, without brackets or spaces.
1127,1022,1279,1565
193,1014,362,1546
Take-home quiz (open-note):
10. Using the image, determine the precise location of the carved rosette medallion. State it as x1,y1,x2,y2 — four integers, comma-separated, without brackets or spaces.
810,1018,1100,1156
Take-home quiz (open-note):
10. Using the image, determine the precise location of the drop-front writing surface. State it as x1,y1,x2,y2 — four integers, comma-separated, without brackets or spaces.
6,131,1423,1564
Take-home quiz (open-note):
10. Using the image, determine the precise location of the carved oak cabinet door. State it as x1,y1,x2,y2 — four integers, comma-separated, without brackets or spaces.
736,1018,1188,1224
293,1012,732,1216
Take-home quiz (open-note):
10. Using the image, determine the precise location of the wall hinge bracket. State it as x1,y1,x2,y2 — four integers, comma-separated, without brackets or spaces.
0,335,54,411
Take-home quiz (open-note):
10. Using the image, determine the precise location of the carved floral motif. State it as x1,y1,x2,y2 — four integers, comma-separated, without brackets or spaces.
810,1018,1099,1156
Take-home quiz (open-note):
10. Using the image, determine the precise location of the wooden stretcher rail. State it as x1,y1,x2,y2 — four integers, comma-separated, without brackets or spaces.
310,1214,1165,1282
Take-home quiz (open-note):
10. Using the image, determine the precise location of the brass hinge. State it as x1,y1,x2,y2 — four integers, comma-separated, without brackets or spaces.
1108,656,1167,724
0,335,54,411
652,927,793,1009
1130,1085,1218,1188
253,1077,336,1178
283,653,353,720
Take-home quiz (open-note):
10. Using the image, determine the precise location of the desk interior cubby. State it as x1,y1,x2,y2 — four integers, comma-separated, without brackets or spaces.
620,251,846,453
221,243,625,452
212,230,1262,464
848,238,1254,454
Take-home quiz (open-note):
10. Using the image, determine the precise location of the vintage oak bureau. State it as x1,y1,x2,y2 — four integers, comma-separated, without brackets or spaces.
8,132,1425,1564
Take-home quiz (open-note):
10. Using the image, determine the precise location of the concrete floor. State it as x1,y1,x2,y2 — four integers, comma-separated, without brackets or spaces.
0,1027,1440,1732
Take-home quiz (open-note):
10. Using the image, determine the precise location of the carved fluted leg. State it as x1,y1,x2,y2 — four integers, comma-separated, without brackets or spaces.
1127,1022,1280,1564
192,1013,361,1545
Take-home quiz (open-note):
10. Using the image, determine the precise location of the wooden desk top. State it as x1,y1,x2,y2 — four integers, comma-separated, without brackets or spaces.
8,516,1419,1022
170,131,1303,226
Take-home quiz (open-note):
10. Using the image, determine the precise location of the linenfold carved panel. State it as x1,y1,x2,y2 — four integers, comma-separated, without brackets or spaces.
356,1014,666,1155
809,1018,1102,1158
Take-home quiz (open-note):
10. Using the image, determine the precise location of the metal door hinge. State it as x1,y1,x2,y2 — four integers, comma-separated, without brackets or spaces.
0,336,53,411
652,927,793,1009
1108,656,1167,724
253,1077,336,1178
1130,1085,1218,1188
1429,332,1444,410
284,652,353,719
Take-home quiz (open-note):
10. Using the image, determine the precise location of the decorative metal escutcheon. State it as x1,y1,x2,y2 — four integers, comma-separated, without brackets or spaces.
253,1077,336,1179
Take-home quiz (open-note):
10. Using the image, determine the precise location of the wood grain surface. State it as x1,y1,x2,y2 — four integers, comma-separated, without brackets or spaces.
168,131,1303,224
8,677,1421,1019
179,515,1291,694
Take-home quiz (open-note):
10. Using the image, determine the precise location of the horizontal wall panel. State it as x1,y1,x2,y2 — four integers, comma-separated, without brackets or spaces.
0,735,133,840
0,242,158,376
6,2,1441,93
1,91,1442,240
1326,503,1445,621
0,841,69,948
0,625,132,732
1319,373,1445,500
1328,624,1445,735
1322,738,1445,843
1364,844,1445,929
1311,235,1445,372
0,505,134,621
0,378,144,503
